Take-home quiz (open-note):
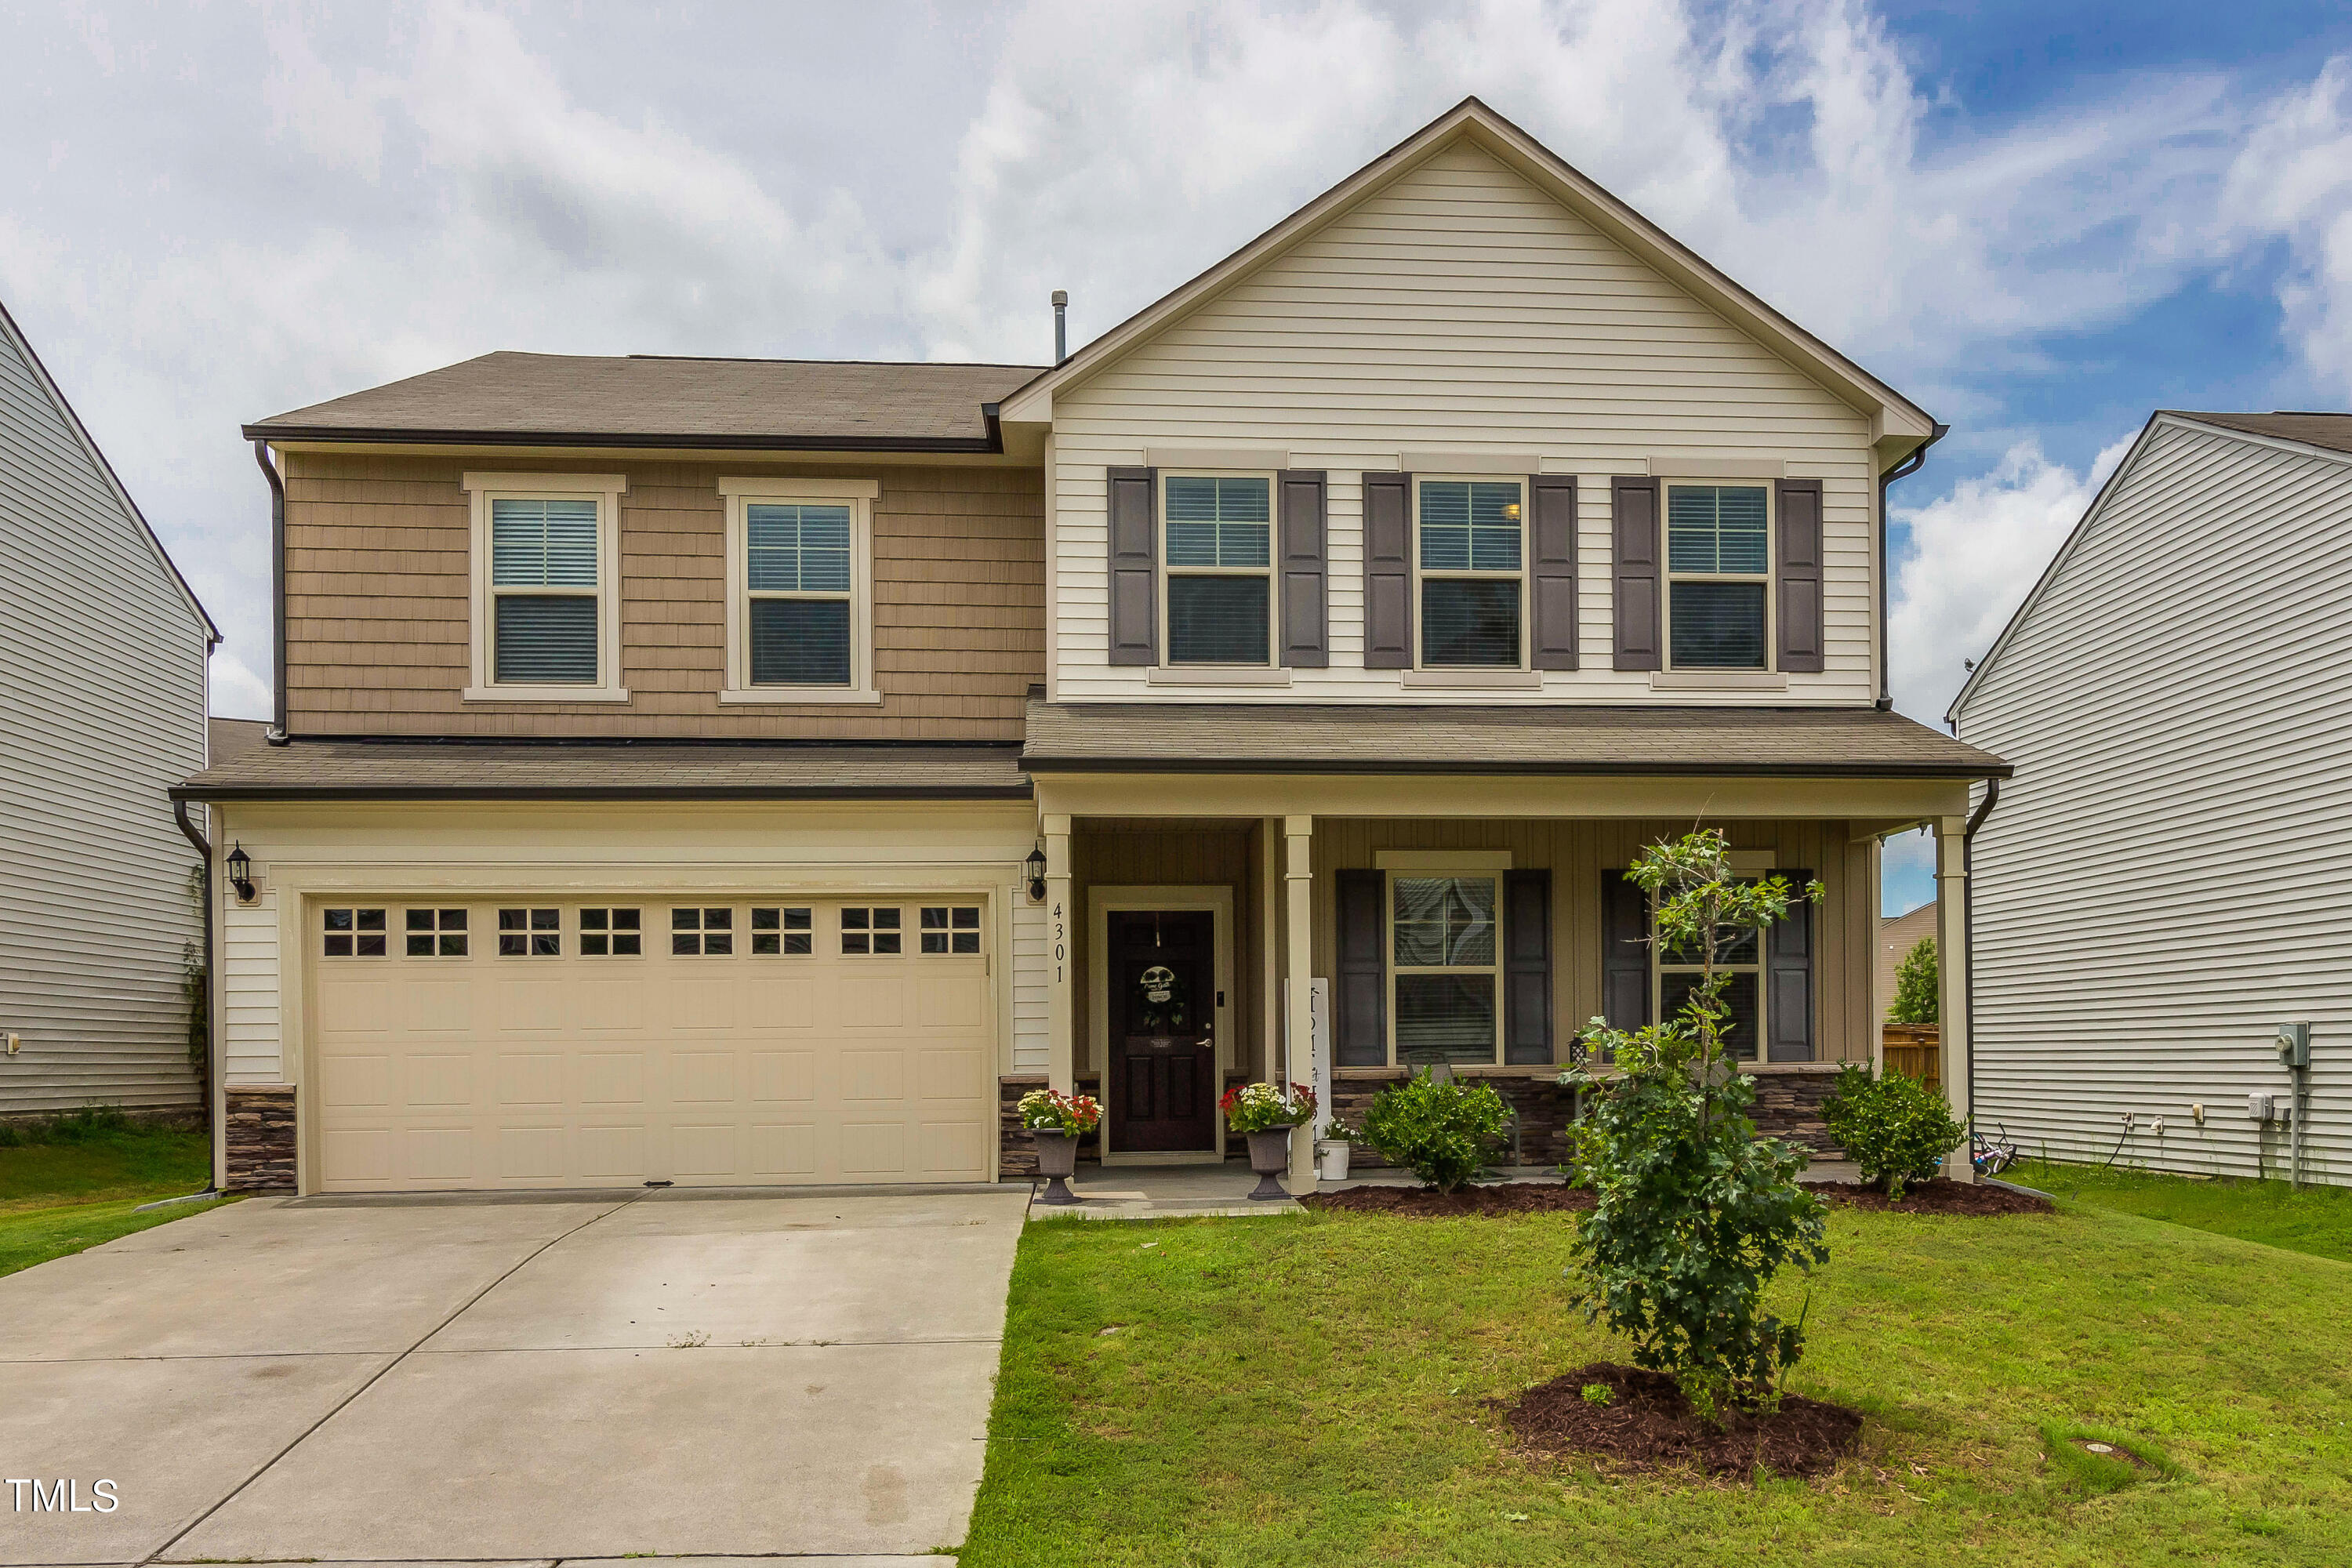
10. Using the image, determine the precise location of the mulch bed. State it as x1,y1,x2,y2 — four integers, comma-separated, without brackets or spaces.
1805,1178,2052,1215
1496,1361,1864,1477
1301,1182,1593,1216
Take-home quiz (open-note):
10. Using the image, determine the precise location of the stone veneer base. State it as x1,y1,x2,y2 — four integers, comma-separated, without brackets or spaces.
223,1085,297,1192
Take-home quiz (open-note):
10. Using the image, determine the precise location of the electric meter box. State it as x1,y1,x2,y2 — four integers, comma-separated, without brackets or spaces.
2278,1023,2312,1069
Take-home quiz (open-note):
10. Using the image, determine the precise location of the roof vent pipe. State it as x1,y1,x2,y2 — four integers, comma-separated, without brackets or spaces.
1052,290,1069,365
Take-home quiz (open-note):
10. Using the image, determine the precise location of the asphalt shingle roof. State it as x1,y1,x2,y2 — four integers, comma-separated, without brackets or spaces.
2169,410,2352,458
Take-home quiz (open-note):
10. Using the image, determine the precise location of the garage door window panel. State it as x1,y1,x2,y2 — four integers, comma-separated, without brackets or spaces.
920,906,982,954
323,908,387,958
498,907,561,957
673,906,735,956
406,908,468,957
580,907,641,956
752,906,814,956
843,907,902,955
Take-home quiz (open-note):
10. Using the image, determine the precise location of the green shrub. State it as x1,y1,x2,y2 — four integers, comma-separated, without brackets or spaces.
1565,829,1828,1419
1889,935,1938,1025
1351,1071,1511,1192
1822,1065,1966,1197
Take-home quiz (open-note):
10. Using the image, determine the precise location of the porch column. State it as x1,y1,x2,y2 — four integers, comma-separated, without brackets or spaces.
1934,815,1975,1183
1283,815,1318,1193
1044,815,1076,1096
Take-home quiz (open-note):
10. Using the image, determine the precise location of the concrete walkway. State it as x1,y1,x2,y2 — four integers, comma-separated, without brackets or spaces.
0,1184,1025,1567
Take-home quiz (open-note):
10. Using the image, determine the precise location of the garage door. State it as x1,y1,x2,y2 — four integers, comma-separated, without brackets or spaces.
307,896,995,1191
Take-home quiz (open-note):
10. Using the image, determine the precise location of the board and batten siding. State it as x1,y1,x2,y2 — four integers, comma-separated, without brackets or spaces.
281,454,1044,740
0,307,210,1115
1956,420,2352,1184
1048,142,1880,702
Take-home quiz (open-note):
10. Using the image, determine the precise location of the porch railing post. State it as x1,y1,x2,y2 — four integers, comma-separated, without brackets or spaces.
1934,815,1976,1183
1283,815,1318,1193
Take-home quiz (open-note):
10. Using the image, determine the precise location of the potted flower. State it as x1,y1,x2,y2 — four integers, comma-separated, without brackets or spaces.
1017,1088,1101,1206
1219,1081,1317,1200
1316,1119,1353,1182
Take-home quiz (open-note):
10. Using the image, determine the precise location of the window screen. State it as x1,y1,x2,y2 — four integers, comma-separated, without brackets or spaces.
1167,576,1270,664
1421,579,1520,667
495,596,599,684
749,599,851,685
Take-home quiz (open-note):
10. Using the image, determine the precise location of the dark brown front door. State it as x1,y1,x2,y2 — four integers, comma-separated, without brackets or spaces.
1108,910,1217,1152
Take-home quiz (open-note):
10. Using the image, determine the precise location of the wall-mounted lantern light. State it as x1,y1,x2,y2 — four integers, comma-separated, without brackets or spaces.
1025,845,1048,903
227,842,256,903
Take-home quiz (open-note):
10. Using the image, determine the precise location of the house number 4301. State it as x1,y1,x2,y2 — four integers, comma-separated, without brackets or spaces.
1052,902,1065,982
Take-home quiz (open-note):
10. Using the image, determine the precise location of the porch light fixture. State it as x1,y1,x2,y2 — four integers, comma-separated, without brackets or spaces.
1025,845,1047,903
227,842,256,903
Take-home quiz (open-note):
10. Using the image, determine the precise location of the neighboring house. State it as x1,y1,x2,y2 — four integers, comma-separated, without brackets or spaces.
1954,409,2352,1185
0,296,219,1119
180,98,2005,1195
1876,897,1936,1030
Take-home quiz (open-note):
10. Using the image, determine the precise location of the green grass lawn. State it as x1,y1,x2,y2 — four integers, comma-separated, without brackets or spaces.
0,1116,227,1278
2010,1159,2352,1265
961,1200,2352,1566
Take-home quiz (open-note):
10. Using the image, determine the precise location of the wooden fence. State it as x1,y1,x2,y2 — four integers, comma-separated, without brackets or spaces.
1881,1023,1940,1091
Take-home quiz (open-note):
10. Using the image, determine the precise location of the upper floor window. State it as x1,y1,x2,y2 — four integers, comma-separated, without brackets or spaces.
1416,479,1523,667
463,474,627,702
719,477,880,705
1665,485,1769,670
1163,474,1273,665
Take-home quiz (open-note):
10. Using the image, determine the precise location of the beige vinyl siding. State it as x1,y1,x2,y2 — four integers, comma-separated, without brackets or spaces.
1012,895,1051,1072
1305,818,1875,1064
222,895,283,1087
1956,420,2352,1183
1048,142,1878,702
0,309,209,1115
281,454,1044,739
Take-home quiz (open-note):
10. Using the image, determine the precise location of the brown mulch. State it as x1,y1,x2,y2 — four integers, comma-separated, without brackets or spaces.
1496,1361,1863,1477
1301,1181,1594,1216
1805,1178,2051,1214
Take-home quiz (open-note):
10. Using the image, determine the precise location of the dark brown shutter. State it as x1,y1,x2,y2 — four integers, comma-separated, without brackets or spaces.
1503,869,1552,1064
1362,470,1412,668
1774,477,1824,673
1601,872,1651,1032
1610,477,1661,670
1766,869,1815,1062
1278,470,1329,668
1529,475,1578,670
1334,869,1387,1066
1107,466,1156,666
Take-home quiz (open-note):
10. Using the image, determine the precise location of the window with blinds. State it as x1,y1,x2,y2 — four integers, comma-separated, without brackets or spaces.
1417,480,1524,667
1163,474,1272,664
490,497,601,684
746,503,854,686
1666,485,1769,670
1389,873,1502,1065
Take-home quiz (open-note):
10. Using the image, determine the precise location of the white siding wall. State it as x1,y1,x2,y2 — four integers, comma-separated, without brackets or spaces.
0,310,209,1114
1958,422,2352,1183
1051,142,1879,703
222,894,283,1086
1012,896,1049,1071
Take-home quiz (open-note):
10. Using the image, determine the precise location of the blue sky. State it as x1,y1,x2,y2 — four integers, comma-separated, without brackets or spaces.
3,2,2349,918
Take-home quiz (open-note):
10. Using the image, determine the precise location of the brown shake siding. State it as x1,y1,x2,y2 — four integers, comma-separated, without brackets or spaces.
281,452,1044,739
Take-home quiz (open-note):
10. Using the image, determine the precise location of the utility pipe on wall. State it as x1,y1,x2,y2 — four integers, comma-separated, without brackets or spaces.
1961,776,2001,1146
253,439,289,743
1875,422,1949,711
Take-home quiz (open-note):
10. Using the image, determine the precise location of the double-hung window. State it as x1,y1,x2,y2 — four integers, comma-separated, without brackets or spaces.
1665,484,1770,670
1388,871,1502,1064
1162,474,1273,665
1417,479,1524,667
1654,888,1763,1059
463,474,626,701
720,478,879,702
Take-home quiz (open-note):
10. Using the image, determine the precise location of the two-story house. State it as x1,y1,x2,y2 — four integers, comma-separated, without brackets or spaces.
178,99,2005,1195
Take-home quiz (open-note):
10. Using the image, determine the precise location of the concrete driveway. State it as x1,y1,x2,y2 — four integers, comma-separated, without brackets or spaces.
0,1185,1025,1567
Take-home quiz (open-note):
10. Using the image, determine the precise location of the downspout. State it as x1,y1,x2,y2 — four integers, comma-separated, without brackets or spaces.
254,440,290,744
173,799,221,1177
1875,422,1950,710
1961,776,2001,1142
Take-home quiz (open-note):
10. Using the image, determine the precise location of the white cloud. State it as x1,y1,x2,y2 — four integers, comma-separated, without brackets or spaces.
2224,56,2352,396
1889,430,2137,723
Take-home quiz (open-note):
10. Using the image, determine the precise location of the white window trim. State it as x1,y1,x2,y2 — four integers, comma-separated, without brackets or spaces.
1659,477,1775,676
717,477,881,705
462,472,629,702
1410,474,1528,673
1382,861,1511,1069
1159,469,1279,670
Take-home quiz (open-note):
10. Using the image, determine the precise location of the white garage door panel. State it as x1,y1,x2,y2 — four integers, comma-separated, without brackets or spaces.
309,898,994,1192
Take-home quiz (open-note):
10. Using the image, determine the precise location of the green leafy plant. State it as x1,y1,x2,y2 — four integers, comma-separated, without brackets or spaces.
1822,1065,1966,1198
1350,1070,1511,1192
1889,935,1938,1025
1563,829,1829,1420
1579,1382,1612,1406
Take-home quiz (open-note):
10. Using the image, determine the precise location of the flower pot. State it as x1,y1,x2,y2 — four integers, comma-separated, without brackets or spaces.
1316,1138,1350,1181
1243,1126,1294,1200
1030,1128,1080,1206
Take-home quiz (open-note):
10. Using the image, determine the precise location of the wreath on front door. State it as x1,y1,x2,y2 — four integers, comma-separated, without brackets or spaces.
1134,964,1192,1035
